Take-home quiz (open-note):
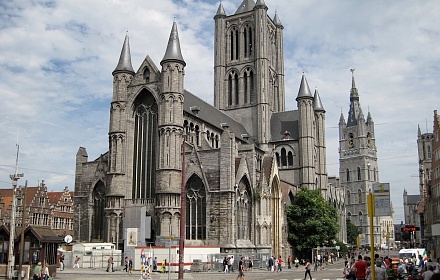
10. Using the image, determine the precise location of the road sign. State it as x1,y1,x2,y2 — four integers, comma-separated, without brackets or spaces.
373,183,391,216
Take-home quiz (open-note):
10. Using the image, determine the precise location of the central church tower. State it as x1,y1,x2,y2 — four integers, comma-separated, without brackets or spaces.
214,0,285,149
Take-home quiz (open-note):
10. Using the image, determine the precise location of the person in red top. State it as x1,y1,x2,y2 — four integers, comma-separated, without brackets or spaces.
354,255,368,280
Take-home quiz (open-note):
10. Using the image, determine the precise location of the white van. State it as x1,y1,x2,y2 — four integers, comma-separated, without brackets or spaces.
398,248,427,260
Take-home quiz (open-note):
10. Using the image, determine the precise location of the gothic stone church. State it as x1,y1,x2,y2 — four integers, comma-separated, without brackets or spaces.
74,0,330,257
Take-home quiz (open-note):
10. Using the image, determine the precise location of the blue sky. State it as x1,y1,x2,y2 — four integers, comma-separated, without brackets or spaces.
0,0,439,223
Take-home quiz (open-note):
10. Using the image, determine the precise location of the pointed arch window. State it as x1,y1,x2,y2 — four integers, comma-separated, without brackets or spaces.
281,148,287,167
228,75,233,106
288,151,293,167
275,152,280,167
230,27,239,61
236,178,252,240
132,90,158,199
358,189,363,204
244,69,254,104
234,73,239,105
346,168,350,182
186,175,206,240
92,181,105,240
346,190,351,205
243,25,253,58
357,167,361,181
143,67,150,83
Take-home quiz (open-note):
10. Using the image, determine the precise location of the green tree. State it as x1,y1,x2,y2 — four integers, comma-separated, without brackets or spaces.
346,219,361,245
286,189,340,255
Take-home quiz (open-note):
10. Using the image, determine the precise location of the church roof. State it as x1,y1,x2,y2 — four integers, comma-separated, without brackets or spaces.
405,194,421,205
313,88,325,112
235,0,256,14
215,3,226,17
296,74,313,100
273,12,282,27
270,110,300,142
112,34,134,75
183,90,253,143
161,21,185,66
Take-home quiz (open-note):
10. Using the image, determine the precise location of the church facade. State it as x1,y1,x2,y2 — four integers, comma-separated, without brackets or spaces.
73,0,343,256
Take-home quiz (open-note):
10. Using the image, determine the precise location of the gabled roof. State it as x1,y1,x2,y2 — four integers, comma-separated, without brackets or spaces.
24,225,62,242
235,0,255,14
270,110,299,142
183,90,253,143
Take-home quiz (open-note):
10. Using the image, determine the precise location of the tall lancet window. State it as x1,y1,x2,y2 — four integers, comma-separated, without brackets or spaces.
230,27,239,61
244,69,254,104
132,90,158,199
186,175,206,240
243,24,253,58
92,181,105,241
236,177,252,240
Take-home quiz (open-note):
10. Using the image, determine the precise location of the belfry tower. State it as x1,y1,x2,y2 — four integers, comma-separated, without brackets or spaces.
339,69,379,245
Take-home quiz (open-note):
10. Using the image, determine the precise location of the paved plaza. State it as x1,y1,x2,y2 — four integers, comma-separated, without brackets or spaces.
55,262,346,280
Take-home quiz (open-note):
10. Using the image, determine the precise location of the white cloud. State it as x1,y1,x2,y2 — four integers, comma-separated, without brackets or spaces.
0,0,438,223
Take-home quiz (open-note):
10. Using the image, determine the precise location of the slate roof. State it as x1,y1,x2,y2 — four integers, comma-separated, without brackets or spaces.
406,194,421,205
183,90,253,143
235,0,256,14
270,110,300,142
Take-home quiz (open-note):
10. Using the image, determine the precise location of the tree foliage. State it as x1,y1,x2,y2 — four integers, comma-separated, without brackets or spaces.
286,189,339,254
346,219,361,245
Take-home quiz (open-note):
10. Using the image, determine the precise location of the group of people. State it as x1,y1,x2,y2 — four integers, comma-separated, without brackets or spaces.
267,255,284,272
32,261,51,280
122,256,134,273
343,253,440,280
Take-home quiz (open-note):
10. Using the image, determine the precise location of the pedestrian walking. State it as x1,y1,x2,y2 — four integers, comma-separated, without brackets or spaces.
128,257,133,274
236,256,245,280
59,253,64,271
73,255,80,269
288,255,292,269
304,259,312,280
354,255,368,280
123,256,128,272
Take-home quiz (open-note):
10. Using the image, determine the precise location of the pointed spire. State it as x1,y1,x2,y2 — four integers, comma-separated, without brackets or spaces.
235,0,255,14
350,68,359,101
418,125,422,136
161,21,186,66
366,111,374,125
339,112,346,125
347,69,363,127
273,12,283,27
256,0,267,7
113,34,134,75
296,74,313,100
313,88,325,112
215,2,226,17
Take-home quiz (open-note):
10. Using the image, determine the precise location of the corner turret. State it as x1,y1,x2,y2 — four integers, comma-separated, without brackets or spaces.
112,34,134,75
313,88,325,112
161,21,186,66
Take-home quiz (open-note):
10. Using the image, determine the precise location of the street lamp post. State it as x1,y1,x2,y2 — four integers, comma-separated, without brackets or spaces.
178,132,187,280
8,145,23,280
